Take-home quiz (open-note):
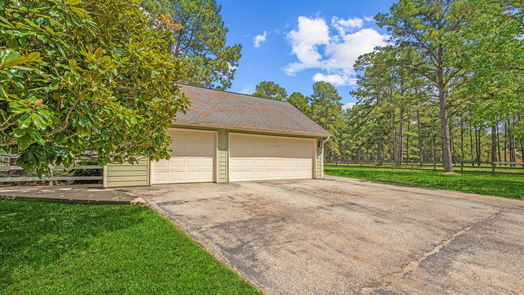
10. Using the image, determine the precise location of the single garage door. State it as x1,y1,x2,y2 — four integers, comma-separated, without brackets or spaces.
229,133,314,181
151,129,215,184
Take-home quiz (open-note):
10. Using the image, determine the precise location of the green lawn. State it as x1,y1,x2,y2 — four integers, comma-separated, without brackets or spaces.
0,199,261,295
325,166,524,199
327,162,524,174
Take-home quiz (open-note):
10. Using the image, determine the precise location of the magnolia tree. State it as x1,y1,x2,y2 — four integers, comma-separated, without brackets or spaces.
0,0,189,176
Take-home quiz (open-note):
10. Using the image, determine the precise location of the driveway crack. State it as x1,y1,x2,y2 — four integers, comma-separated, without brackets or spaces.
399,208,504,276
362,208,506,293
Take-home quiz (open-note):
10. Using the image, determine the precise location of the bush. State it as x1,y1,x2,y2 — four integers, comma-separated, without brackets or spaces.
0,0,189,177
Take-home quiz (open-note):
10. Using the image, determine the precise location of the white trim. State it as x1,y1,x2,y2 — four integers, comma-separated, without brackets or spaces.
172,122,329,138
313,139,317,179
103,165,108,187
215,131,219,183
228,132,317,142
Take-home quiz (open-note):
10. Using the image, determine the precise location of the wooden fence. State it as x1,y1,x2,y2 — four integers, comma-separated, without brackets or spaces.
0,154,103,185
328,160,524,175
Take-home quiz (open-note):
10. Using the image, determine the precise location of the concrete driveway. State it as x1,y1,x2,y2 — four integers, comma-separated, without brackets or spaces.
125,177,524,295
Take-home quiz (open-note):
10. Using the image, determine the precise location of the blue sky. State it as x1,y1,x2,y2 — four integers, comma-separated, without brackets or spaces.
218,0,396,108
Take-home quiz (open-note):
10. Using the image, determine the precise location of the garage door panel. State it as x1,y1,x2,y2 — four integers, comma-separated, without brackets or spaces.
153,171,169,182
151,129,215,184
229,133,314,181
170,171,185,180
171,158,185,167
254,159,265,167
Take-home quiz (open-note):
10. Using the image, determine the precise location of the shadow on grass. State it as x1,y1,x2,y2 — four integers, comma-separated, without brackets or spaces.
0,200,145,287
0,199,261,295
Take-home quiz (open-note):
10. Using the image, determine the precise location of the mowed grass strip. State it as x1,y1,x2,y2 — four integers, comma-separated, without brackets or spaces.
0,199,261,295
325,166,524,199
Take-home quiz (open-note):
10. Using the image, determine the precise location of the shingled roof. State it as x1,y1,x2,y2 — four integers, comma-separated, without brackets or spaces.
175,84,330,137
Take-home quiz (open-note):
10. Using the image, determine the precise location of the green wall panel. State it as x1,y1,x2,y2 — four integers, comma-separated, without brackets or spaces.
104,157,150,188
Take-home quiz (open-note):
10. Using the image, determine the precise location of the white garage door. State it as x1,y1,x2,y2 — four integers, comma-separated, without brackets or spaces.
229,133,314,181
151,129,215,184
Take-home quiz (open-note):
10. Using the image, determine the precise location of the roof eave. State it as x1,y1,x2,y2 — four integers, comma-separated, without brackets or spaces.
171,121,330,138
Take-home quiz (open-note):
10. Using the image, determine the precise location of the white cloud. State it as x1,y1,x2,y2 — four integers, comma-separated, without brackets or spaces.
342,102,355,110
324,28,388,71
332,17,364,35
253,31,268,48
285,16,330,74
312,72,356,86
285,15,388,85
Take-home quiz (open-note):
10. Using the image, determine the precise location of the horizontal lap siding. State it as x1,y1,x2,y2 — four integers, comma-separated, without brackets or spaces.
104,158,150,188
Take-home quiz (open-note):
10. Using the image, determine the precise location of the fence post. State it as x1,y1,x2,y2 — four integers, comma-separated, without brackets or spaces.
49,165,54,186
491,162,496,175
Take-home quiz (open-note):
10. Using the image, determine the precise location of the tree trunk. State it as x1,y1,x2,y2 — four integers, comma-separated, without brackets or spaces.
437,83,453,172
475,126,481,166
519,113,524,166
460,117,465,172
396,106,404,166
432,134,437,170
496,123,502,163
406,113,411,165
417,109,423,166
469,119,474,166
450,121,454,162
508,119,516,166
377,129,384,166
504,121,508,163
391,110,396,163
491,124,498,165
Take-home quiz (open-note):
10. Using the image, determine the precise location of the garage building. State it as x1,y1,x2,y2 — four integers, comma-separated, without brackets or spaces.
103,84,330,187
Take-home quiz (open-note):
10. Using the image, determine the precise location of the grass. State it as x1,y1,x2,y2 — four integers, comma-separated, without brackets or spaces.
325,165,524,199
0,199,261,295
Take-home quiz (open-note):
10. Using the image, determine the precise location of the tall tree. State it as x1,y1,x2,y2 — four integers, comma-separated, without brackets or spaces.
252,81,288,101
140,0,173,15
287,92,311,115
377,0,469,172
454,0,524,161
140,0,242,90
352,49,396,165
310,82,344,159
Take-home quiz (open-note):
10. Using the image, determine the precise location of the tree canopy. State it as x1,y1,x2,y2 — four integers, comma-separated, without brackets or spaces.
252,81,288,101
140,0,242,90
288,92,311,114
343,0,523,168
0,0,188,176
253,0,523,170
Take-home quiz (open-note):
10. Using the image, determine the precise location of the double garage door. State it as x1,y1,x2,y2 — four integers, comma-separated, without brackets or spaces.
229,133,314,181
151,129,315,184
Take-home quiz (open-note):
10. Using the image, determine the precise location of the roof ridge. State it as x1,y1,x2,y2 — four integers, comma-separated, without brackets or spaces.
176,82,291,104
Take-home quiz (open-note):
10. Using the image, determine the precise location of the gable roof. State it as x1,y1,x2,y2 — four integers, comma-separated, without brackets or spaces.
175,84,330,137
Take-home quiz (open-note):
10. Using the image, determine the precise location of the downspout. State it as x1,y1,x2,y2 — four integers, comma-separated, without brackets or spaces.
320,137,329,179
